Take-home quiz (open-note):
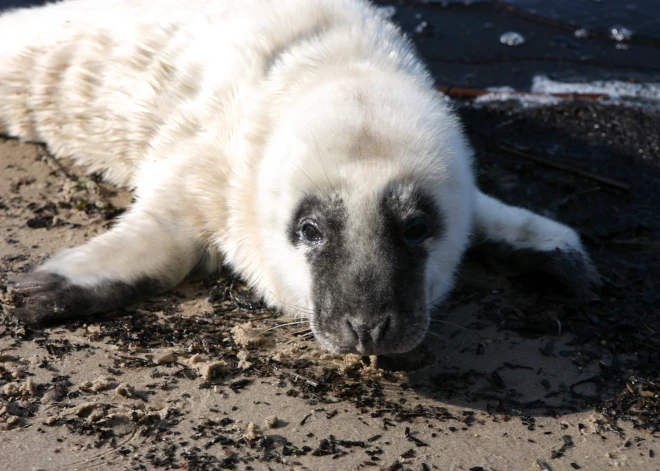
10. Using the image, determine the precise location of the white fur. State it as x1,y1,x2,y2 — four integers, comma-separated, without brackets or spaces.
1,0,592,341
473,191,585,253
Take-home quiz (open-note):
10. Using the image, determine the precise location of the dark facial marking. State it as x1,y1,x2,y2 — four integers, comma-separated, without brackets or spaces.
380,184,443,252
290,184,444,354
288,194,346,248
403,216,431,245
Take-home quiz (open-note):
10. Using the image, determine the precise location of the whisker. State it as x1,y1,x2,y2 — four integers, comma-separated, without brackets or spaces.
425,330,452,344
334,149,344,199
429,319,479,335
427,291,480,309
265,289,314,315
286,157,331,200
312,135,333,192
425,294,447,308
445,292,480,308
261,320,309,333
281,332,314,346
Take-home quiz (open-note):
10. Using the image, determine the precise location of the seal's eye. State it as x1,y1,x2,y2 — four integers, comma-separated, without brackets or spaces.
300,220,324,244
403,217,430,245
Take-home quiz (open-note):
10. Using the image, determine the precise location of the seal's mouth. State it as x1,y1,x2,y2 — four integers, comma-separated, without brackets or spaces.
309,314,430,356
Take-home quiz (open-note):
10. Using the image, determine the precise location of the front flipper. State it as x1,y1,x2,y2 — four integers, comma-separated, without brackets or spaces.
7,206,203,324
8,272,163,324
472,190,600,297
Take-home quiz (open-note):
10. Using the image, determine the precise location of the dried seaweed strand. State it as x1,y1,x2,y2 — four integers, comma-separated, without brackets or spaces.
497,144,631,192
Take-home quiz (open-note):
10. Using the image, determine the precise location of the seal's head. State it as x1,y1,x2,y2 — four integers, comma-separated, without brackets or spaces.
257,73,474,355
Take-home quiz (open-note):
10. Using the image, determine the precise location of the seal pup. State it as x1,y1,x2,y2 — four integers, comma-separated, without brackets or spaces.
1,0,598,355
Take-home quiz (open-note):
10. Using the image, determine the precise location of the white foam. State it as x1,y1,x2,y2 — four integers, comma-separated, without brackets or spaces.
464,76,660,110
531,75,660,101
473,86,561,108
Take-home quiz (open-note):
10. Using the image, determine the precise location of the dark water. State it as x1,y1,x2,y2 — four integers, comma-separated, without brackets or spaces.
1,0,659,89
494,0,660,39
379,0,660,88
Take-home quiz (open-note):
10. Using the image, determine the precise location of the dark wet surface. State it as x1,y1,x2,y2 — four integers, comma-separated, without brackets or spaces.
378,0,660,88
434,99,660,421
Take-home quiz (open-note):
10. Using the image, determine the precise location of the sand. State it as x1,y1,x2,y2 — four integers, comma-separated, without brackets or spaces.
1,100,659,471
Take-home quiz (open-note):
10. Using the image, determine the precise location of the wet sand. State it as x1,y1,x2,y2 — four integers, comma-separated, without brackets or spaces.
2,96,659,470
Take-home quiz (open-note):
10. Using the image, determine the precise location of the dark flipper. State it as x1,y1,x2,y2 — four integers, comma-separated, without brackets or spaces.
7,271,164,324
473,242,601,298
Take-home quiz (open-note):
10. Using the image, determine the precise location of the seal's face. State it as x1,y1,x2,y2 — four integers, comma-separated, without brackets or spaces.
288,184,443,355
256,75,475,355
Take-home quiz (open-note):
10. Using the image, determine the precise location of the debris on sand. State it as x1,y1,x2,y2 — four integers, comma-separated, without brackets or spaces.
340,353,363,374
3,378,36,396
198,360,229,381
335,353,384,379
81,376,114,393
263,415,279,429
231,321,266,348
115,383,136,399
2,414,20,429
155,352,178,364
242,421,263,444
188,353,206,365
0,405,19,429
236,350,252,370
73,402,106,422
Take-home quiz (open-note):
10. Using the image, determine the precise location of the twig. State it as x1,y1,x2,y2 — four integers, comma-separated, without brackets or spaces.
291,328,313,337
37,147,78,182
272,366,319,388
497,144,631,192
536,460,554,471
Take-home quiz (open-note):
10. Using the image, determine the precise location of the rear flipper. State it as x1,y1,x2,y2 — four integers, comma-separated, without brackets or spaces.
472,190,600,297
8,204,204,324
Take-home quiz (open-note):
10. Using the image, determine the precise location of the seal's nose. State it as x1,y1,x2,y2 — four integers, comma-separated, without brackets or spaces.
344,315,391,354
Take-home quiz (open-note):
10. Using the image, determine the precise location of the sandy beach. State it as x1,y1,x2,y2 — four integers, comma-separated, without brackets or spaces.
2,1,660,470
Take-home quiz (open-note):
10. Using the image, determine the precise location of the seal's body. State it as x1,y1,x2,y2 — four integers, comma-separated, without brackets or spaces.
3,0,598,355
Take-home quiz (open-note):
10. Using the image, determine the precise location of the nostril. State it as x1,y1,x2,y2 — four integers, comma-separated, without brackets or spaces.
373,315,391,343
345,318,359,340
345,317,370,344
377,316,390,341
344,316,392,352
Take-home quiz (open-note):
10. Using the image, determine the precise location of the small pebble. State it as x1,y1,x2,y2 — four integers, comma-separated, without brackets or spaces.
199,361,228,381
264,415,279,429
242,422,263,443
115,383,135,398
156,353,178,364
